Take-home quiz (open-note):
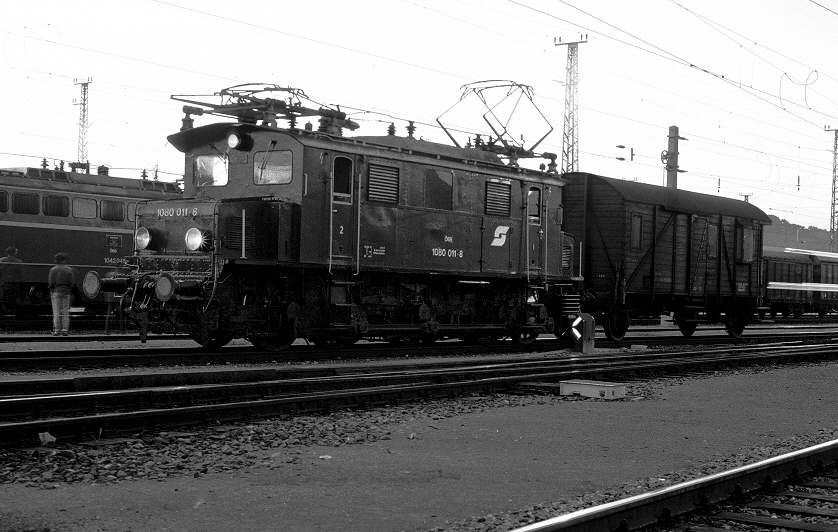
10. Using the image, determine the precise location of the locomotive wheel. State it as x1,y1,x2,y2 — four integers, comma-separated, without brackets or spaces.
309,336,358,349
249,335,295,352
512,330,539,345
192,331,234,349
603,310,629,342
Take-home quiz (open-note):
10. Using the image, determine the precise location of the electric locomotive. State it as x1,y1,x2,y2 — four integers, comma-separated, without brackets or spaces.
0,165,181,317
84,85,585,350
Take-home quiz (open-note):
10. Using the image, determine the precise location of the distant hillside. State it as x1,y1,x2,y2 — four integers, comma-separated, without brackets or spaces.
763,215,832,251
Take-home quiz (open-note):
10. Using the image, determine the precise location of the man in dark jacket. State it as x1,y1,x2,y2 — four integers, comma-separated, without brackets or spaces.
0,246,24,313
48,253,75,336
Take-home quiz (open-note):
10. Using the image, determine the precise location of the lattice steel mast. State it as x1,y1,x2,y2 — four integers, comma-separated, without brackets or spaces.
74,78,92,165
555,35,586,174
828,127,838,251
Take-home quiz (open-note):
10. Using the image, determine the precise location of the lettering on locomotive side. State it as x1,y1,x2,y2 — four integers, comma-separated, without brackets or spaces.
363,245,386,258
103,257,128,266
157,207,199,218
431,247,464,259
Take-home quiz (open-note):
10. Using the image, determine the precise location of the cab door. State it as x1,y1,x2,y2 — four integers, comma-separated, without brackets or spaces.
525,185,544,275
330,155,356,270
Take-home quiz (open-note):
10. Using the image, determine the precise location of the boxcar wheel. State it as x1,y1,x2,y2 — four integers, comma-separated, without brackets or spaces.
677,320,697,337
604,310,629,342
724,316,746,338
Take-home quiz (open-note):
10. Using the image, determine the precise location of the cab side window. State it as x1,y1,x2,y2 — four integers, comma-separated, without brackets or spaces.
333,156,353,203
527,187,541,221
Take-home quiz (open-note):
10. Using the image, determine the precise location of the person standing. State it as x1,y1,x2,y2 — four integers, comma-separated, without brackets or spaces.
48,253,75,336
0,246,24,313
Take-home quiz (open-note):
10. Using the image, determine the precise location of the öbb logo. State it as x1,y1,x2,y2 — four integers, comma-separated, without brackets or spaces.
491,226,510,247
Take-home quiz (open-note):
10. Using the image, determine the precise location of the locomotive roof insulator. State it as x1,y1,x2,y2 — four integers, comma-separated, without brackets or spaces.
542,152,559,174
181,105,204,131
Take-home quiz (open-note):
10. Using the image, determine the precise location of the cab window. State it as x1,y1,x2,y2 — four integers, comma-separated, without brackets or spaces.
333,156,353,203
254,150,292,185
527,187,541,221
194,155,229,187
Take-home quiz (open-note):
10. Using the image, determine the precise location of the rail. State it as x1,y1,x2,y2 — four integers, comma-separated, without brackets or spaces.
510,439,838,532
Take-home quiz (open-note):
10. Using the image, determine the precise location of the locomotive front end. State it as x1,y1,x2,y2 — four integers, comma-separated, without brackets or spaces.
85,200,219,343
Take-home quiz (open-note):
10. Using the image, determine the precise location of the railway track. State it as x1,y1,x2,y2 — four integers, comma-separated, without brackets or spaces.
511,438,838,532
2,340,837,446
1,324,838,370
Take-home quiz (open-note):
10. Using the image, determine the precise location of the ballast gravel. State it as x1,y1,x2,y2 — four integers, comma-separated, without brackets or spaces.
2,359,838,532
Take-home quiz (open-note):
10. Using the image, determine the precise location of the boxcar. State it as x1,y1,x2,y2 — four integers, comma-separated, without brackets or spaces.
561,172,771,339
0,167,181,316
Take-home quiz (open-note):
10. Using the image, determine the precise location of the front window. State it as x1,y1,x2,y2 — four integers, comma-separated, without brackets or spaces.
194,155,229,187
254,150,292,185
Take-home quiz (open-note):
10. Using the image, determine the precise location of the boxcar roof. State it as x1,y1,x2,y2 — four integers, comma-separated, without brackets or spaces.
569,172,771,223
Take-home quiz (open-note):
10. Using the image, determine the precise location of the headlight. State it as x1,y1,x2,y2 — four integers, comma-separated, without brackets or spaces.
135,227,151,250
226,131,252,151
185,227,205,251
155,273,175,302
83,271,102,299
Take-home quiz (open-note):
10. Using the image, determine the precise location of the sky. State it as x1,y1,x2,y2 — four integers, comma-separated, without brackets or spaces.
3,0,838,230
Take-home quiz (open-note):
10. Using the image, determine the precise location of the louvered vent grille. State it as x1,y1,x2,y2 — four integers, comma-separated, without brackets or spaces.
560,293,582,314
226,216,253,252
485,182,511,217
562,245,573,269
367,164,399,204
